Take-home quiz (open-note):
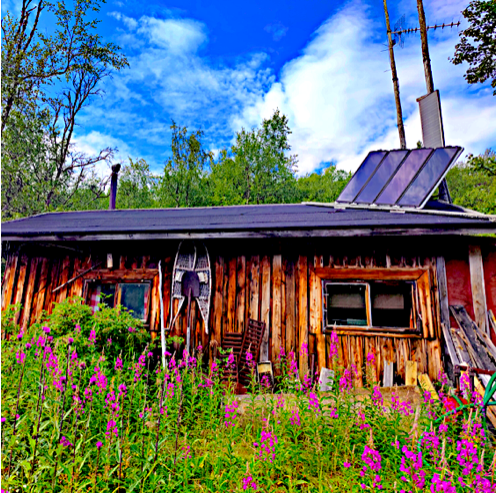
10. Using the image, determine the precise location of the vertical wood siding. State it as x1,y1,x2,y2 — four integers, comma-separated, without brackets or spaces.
3,238,485,385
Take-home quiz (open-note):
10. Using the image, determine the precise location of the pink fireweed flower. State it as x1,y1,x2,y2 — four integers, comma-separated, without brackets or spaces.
339,368,353,392
344,462,351,468
308,391,320,414
96,441,103,449
371,386,383,408
299,373,312,391
260,374,271,388
88,329,96,345
15,351,26,365
16,328,25,340
224,401,239,428
134,354,146,382
115,357,123,371
356,411,370,430
147,351,153,358
165,381,175,399
84,388,93,401
197,344,203,353
328,330,339,360
300,342,308,357
288,351,298,377
246,351,255,368
290,408,301,426
391,392,413,416
74,324,81,334
366,351,376,365
60,436,73,447
360,446,383,488
254,429,278,463
1,417,5,423
105,419,118,438
118,383,127,399
278,347,286,361
329,407,339,419
226,352,236,370
25,342,32,349
242,475,258,491
42,326,50,334
89,366,107,394
139,406,152,419
128,327,136,333
36,336,46,347
68,337,74,344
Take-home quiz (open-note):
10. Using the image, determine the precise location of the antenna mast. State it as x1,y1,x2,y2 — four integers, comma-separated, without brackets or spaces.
383,0,407,149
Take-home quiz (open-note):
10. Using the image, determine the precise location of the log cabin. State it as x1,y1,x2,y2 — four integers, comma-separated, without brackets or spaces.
2,147,496,388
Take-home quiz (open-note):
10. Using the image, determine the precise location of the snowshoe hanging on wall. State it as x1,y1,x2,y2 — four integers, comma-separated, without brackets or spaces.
169,241,211,354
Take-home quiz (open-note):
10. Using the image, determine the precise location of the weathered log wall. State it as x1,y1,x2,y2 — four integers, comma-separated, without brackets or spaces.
2,237,494,385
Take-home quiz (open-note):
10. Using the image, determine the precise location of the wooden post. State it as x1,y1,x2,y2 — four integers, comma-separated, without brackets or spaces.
383,0,407,149
260,256,271,361
469,245,488,333
417,0,435,94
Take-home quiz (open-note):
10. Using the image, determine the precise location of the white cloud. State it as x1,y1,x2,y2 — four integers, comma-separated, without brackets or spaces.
234,1,495,174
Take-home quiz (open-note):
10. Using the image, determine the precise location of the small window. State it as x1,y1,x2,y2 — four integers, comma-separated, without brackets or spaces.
87,282,150,321
323,280,417,332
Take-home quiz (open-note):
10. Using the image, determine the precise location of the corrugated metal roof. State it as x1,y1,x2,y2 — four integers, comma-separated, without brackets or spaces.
2,202,494,241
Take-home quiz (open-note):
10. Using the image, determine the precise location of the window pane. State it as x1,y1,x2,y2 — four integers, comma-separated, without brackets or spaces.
370,282,413,328
119,283,149,320
325,284,367,326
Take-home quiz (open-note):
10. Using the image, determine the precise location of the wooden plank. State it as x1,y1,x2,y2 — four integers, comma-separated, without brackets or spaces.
55,256,72,304
32,258,50,323
149,273,160,337
436,257,452,343
309,260,325,371
68,258,82,299
21,257,40,330
417,270,433,339
473,324,496,362
226,257,237,333
285,258,296,354
248,255,260,321
84,269,158,281
235,256,246,334
297,255,308,377
13,254,29,324
418,373,439,400
1,254,18,310
426,339,443,381
260,256,271,361
271,255,283,363
314,266,426,281
281,256,287,353
450,305,495,370
383,361,394,387
222,257,230,339
469,245,488,333
451,328,471,365
212,256,224,347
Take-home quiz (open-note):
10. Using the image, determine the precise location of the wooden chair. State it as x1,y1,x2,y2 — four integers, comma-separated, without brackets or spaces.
218,319,266,389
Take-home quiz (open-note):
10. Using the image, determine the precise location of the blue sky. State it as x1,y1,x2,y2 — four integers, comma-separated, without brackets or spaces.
5,0,496,175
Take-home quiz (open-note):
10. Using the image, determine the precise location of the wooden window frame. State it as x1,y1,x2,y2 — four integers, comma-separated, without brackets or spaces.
315,267,436,338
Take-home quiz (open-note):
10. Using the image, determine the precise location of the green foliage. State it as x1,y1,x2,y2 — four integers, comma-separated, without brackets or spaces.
451,0,496,94
1,303,22,339
446,149,496,214
1,0,128,220
296,165,351,203
34,297,149,360
158,123,213,208
211,109,298,205
1,329,494,492
117,158,159,210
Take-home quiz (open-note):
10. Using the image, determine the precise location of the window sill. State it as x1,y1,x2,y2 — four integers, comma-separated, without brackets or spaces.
323,326,422,338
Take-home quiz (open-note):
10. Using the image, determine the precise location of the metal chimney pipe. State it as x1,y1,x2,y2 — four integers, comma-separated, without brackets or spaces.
109,164,121,210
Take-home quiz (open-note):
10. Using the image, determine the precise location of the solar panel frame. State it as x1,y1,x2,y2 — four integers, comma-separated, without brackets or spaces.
396,146,463,208
336,151,387,203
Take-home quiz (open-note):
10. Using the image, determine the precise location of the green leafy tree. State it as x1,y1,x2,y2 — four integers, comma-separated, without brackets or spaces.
446,149,496,214
211,109,298,205
1,0,128,219
451,0,496,94
158,123,213,208
296,165,351,203
117,158,159,209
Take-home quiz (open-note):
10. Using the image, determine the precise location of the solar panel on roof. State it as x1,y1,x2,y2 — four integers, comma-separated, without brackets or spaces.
397,147,461,208
375,149,433,205
355,150,409,204
337,151,387,203
337,146,463,209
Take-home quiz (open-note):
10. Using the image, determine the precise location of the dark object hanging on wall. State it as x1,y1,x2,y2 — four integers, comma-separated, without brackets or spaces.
169,241,211,353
